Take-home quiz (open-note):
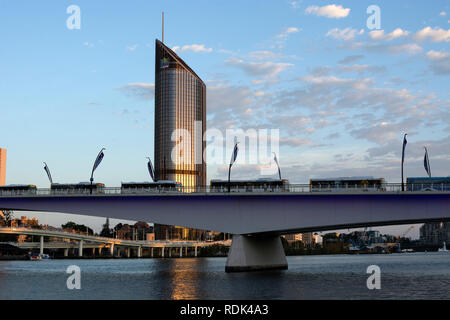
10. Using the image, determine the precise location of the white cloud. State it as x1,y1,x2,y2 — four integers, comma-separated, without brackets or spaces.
289,1,301,9
249,51,281,60
126,44,138,52
426,50,450,60
426,50,450,75
305,4,350,18
172,44,213,53
440,11,447,16
117,83,155,99
276,27,300,39
326,28,364,40
369,28,410,41
388,43,423,55
226,57,293,82
414,26,450,42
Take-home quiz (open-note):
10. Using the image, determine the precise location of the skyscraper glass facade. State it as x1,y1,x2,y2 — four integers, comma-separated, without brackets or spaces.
154,40,206,189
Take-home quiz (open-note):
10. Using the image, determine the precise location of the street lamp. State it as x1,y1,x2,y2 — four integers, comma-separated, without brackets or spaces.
90,148,105,194
228,142,239,193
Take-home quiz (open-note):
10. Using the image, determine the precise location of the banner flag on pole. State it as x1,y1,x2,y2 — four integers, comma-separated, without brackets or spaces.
230,142,239,166
424,147,431,178
93,149,105,173
273,152,281,180
402,134,407,164
43,162,53,184
147,157,155,182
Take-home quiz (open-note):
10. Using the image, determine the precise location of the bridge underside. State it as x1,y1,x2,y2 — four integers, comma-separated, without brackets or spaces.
1,192,449,272
1,193,449,235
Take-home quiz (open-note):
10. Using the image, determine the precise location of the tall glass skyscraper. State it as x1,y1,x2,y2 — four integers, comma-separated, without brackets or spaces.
154,39,206,189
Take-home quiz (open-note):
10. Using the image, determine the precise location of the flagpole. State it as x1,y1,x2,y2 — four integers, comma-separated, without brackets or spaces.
401,134,407,192
228,163,232,193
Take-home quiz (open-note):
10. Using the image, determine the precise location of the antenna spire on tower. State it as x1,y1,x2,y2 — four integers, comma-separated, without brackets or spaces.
162,12,164,44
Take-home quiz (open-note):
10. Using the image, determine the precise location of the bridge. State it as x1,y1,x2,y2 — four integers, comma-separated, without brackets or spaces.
1,184,450,271
0,227,230,258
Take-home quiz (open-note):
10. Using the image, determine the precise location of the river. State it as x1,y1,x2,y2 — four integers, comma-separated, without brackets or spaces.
0,252,449,299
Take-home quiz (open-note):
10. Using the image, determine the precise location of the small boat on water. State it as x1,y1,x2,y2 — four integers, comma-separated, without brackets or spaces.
29,255,41,261
39,254,51,260
438,242,449,252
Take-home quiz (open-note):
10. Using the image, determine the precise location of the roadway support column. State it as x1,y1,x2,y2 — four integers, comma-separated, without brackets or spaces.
161,247,165,258
40,236,44,255
110,243,114,256
79,240,83,257
225,235,288,272
138,246,142,258
194,246,197,257
64,248,69,257
151,247,154,258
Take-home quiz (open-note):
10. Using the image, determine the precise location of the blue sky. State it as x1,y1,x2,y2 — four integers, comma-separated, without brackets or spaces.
0,1,449,235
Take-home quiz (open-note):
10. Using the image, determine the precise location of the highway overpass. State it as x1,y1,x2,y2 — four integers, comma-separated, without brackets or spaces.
0,227,230,258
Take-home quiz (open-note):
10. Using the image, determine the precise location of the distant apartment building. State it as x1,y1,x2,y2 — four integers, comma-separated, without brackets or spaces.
283,233,303,243
0,148,6,186
116,222,154,241
154,224,206,241
302,232,323,246
10,216,39,228
420,222,450,246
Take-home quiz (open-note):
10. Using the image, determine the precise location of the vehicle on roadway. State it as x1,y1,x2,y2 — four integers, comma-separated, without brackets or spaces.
0,184,37,196
210,179,290,193
310,177,386,192
406,177,450,192
121,181,182,194
50,182,106,195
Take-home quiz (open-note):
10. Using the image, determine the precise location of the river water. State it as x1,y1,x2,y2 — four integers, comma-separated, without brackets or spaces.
0,252,449,300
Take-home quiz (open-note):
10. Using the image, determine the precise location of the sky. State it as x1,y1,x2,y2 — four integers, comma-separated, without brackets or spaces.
0,0,449,236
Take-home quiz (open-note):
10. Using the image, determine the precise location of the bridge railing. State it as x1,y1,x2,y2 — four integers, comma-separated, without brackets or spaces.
0,183,449,197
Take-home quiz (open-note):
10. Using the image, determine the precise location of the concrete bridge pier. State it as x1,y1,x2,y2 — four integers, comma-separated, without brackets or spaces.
78,240,83,257
225,235,288,272
40,236,44,255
